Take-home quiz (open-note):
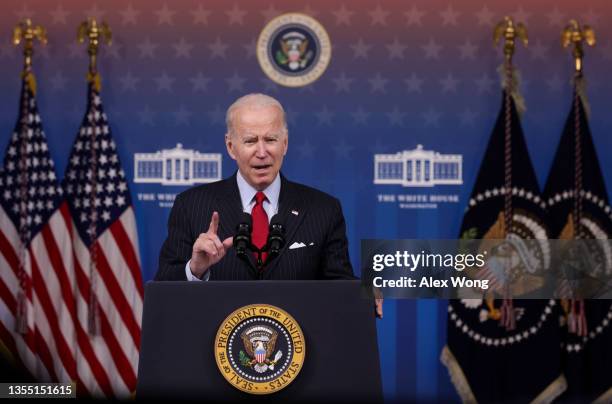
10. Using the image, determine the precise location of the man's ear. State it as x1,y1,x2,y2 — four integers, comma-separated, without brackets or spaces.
225,134,237,160
282,134,288,156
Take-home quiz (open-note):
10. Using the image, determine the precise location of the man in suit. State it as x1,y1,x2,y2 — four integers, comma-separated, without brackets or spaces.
156,93,348,277
155,94,382,315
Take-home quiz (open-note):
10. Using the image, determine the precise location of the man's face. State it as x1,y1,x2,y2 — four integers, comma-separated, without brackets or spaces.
226,105,288,190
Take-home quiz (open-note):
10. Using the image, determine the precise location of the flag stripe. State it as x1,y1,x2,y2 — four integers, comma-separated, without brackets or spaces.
92,244,141,348
0,228,21,279
0,317,31,378
40,218,112,397
109,218,143,297
72,234,139,372
98,229,143,321
32,327,58,382
29,250,77,381
73,257,136,394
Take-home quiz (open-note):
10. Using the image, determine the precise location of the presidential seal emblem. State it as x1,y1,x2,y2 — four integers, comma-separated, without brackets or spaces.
257,13,331,87
214,304,306,394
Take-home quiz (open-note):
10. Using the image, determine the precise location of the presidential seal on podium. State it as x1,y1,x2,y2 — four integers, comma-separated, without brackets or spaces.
214,304,306,394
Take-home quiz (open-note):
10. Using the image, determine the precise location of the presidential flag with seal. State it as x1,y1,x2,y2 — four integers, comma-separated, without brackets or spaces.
543,76,612,403
440,66,566,402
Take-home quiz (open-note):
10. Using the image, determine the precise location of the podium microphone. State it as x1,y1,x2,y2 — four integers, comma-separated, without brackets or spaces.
266,215,286,257
233,212,252,257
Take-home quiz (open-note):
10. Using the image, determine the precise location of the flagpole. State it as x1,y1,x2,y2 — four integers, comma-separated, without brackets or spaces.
12,19,47,334
561,19,596,336
77,18,112,336
561,20,595,240
493,16,527,331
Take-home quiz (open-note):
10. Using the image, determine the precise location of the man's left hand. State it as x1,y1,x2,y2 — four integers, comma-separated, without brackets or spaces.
375,298,383,319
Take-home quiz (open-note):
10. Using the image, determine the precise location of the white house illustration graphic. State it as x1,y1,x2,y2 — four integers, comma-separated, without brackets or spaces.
374,144,462,187
134,143,222,186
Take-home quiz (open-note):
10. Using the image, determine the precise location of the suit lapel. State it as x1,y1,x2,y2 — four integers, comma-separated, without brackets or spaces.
264,175,307,277
215,172,258,273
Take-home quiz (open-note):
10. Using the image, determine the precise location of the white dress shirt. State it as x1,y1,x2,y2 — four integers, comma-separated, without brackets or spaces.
185,171,281,281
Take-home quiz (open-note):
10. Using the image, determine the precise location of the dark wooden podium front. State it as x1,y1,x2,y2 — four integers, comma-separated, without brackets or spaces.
137,280,382,402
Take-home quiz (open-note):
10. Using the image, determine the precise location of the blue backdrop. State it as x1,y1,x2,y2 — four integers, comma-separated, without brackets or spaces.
1,0,611,401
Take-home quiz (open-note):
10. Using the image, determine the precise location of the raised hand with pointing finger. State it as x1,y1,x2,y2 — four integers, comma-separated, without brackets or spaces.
189,211,233,279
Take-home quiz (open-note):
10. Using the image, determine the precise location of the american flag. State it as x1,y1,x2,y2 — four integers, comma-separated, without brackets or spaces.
0,78,83,387
62,83,143,398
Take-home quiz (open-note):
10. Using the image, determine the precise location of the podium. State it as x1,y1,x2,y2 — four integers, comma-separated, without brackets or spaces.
137,280,382,401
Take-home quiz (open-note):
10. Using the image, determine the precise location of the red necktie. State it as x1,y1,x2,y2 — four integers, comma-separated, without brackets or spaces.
251,191,269,265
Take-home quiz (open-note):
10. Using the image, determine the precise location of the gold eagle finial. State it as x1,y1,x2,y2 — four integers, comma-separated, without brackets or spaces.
13,19,47,93
561,19,595,75
77,18,112,91
493,16,528,64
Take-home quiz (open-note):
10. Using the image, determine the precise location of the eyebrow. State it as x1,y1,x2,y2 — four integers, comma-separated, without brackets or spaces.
240,132,282,138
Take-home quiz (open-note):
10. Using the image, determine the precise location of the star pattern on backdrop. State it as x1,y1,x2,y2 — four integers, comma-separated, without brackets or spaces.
332,4,353,26
297,139,315,159
119,71,140,92
423,108,442,127
119,3,140,25
173,38,194,59
333,138,354,159
260,78,280,93
386,38,407,60
440,4,460,26
226,72,246,92
190,72,211,92
83,3,106,21
386,107,406,127
512,6,532,25
315,106,334,126
226,4,247,25
191,4,212,25
50,4,70,25
208,37,229,59
173,106,193,126
138,38,158,59
529,40,549,60
546,7,565,27
369,73,388,93
458,40,478,60
260,5,281,22
50,71,68,91
206,105,224,126
404,5,426,26
475,74,495,94
459,108,479,127
440,73,459,93
422,38,442,59
13,3,34,20
332,72,353,93
350,39,371,59
368,4,389,26
155,3,176,25
404,73,424,93
351,107,370,125
154,72,175,92
138,106,155,126
475,5,495,26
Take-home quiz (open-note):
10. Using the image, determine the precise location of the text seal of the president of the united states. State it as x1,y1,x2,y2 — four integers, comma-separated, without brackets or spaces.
214,304,306,394
257,13,331,87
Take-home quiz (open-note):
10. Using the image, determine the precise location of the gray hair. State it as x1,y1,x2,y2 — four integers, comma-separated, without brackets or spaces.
225,93,288,137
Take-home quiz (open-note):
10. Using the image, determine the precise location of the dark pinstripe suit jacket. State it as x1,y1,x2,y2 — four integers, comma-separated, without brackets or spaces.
155,173,355,281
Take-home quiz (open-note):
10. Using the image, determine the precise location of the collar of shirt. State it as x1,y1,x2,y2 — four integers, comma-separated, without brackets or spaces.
236,170,280,219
